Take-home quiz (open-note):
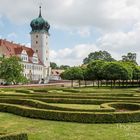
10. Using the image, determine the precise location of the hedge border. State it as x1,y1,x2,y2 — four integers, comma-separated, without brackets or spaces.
0,102,140,123
0,98,115,112
0,133,28,140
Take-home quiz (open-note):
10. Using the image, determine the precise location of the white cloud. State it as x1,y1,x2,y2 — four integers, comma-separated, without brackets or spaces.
0,0,139,30
1,0,140,32
50,20,140,66
50,43,98,66
96,22,140,64
1,0,140,65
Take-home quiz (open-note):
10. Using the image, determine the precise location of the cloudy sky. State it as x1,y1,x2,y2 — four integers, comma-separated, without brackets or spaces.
0,0,140,66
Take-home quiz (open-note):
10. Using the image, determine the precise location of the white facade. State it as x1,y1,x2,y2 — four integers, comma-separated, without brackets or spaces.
22,62,44,81
31,32,50,67
30,32,50,83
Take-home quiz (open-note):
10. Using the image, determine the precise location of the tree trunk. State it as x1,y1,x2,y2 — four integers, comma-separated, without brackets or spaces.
122,80,124,87
119,80,121,87
126,80,128,87
111,80,113,88
113,80,116,88
93,80,94,87
97,80,100,88
85,80,87,87
71,80,73,87
79,80,81,87
106,80,108,87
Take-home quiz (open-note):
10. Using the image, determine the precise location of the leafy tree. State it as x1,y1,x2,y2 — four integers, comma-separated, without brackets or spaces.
83,51,115,64
81,66,90,86
103,62,133,87
120,61,140,86
50,62,58,69
60,65,70,70
122,52,137,64
87,60,106,87
121,61,139,79
61,67,83,87
0,56,27,84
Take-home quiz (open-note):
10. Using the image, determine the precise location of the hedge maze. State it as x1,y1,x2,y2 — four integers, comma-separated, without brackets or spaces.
0,88,140,124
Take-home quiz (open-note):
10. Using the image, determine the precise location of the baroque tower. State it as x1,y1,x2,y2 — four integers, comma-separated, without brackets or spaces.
30,6,50,82
30,6,50,67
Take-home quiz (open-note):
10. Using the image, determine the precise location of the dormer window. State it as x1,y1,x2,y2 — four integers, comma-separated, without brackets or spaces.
32,53,38,63
21,50,28,62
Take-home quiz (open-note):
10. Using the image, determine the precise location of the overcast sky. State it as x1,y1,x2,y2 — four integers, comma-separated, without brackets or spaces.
0,0,140,66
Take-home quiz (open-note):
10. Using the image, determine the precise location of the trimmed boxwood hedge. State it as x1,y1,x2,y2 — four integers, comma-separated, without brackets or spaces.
101,102,140,111
0,102,140,123
0,133,28,140
0,89,140,123
0,98,115,112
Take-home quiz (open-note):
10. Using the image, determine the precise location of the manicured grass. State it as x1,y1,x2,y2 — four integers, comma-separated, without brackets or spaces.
0,87,140,139
0,112,140,140
48,103,100,109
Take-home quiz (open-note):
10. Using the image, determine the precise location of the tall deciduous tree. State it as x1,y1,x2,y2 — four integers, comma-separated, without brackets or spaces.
60,65,70,70
83,51,115,64
50,62,58,69
87,60,106,87
103,62,133,87
61,67,83,87
122,52,137,64
0,56,27,84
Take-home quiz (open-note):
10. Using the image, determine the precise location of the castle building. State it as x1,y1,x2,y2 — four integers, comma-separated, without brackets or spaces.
0,7,51,83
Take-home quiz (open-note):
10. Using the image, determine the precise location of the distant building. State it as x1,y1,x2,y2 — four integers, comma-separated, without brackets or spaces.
0,6,51,83
50,69,65,80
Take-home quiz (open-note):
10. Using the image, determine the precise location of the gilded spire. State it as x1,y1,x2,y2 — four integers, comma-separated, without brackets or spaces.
39,6,42,17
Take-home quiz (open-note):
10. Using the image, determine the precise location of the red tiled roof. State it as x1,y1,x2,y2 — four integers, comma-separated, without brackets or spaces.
0,39,44,65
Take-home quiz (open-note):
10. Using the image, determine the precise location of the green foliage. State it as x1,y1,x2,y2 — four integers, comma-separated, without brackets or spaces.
0,87,140,124
0,102,140,123
121,61,140,80
50,62,70,70
83,51,115,64
122,52,137,64
50,62,58,69
61,67,83,80
59,65,70,70
103,62,133,80
87,60,106,80
0,56,28,84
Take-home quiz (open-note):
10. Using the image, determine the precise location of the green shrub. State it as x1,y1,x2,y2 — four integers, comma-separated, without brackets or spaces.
33,89,48,93
101,102,140,111
62,89,81,93
0,98,114,112
15,90,31,94
0,102,140,123
0,133,28,140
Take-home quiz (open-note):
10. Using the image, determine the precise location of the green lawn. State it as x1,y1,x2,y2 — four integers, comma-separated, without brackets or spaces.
48,103,100,109
0,112,140,140
0,87,140,140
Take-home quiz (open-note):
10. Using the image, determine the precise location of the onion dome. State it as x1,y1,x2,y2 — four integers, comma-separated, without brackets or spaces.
30,6,50,33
